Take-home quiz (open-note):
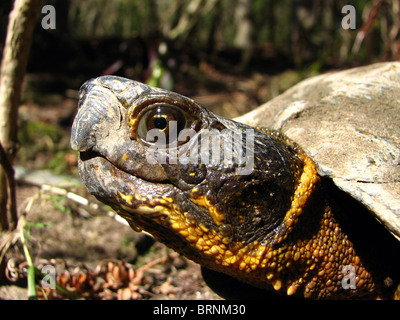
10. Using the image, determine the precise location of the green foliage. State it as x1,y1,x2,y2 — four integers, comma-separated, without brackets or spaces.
17,119,74,174
47,150,75,175
18,120,60,164
60,0,395,67
68,0,157,38
19,121,61,149
19,219,49,299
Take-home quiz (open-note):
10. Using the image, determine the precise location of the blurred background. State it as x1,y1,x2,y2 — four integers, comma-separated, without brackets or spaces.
0,0,399,299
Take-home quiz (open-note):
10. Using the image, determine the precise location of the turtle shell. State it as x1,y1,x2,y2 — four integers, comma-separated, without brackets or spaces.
235,62,400,241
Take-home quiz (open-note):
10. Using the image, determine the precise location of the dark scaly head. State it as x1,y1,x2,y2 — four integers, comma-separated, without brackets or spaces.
71,76,319,294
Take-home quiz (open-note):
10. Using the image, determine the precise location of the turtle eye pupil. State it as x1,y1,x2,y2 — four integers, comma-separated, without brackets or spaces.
152,116,168,130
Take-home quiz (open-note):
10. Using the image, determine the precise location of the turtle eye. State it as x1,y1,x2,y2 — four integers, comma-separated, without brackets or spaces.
136,105,189,145
129,93,203,147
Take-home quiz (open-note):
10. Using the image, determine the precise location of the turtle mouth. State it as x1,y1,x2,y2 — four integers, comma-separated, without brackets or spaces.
79,150,103,162
77,149,177,206
79,148,172,184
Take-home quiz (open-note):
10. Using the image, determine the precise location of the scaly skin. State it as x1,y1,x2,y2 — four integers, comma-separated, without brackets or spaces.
71,76,400,299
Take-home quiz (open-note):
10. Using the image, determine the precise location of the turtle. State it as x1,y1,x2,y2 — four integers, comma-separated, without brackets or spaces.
70,62,400,299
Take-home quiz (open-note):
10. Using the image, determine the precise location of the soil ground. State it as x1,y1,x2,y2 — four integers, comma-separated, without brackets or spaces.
0,183,220,300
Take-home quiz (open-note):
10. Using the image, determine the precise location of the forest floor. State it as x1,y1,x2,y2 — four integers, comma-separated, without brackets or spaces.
0,62,314,300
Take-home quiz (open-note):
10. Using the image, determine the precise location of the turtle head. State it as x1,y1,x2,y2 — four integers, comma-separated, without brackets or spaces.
71,76,319,287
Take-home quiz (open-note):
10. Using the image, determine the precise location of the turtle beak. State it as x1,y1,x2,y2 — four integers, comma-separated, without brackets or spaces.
70,80,94,152
71,80,123,152
71,77,169,182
